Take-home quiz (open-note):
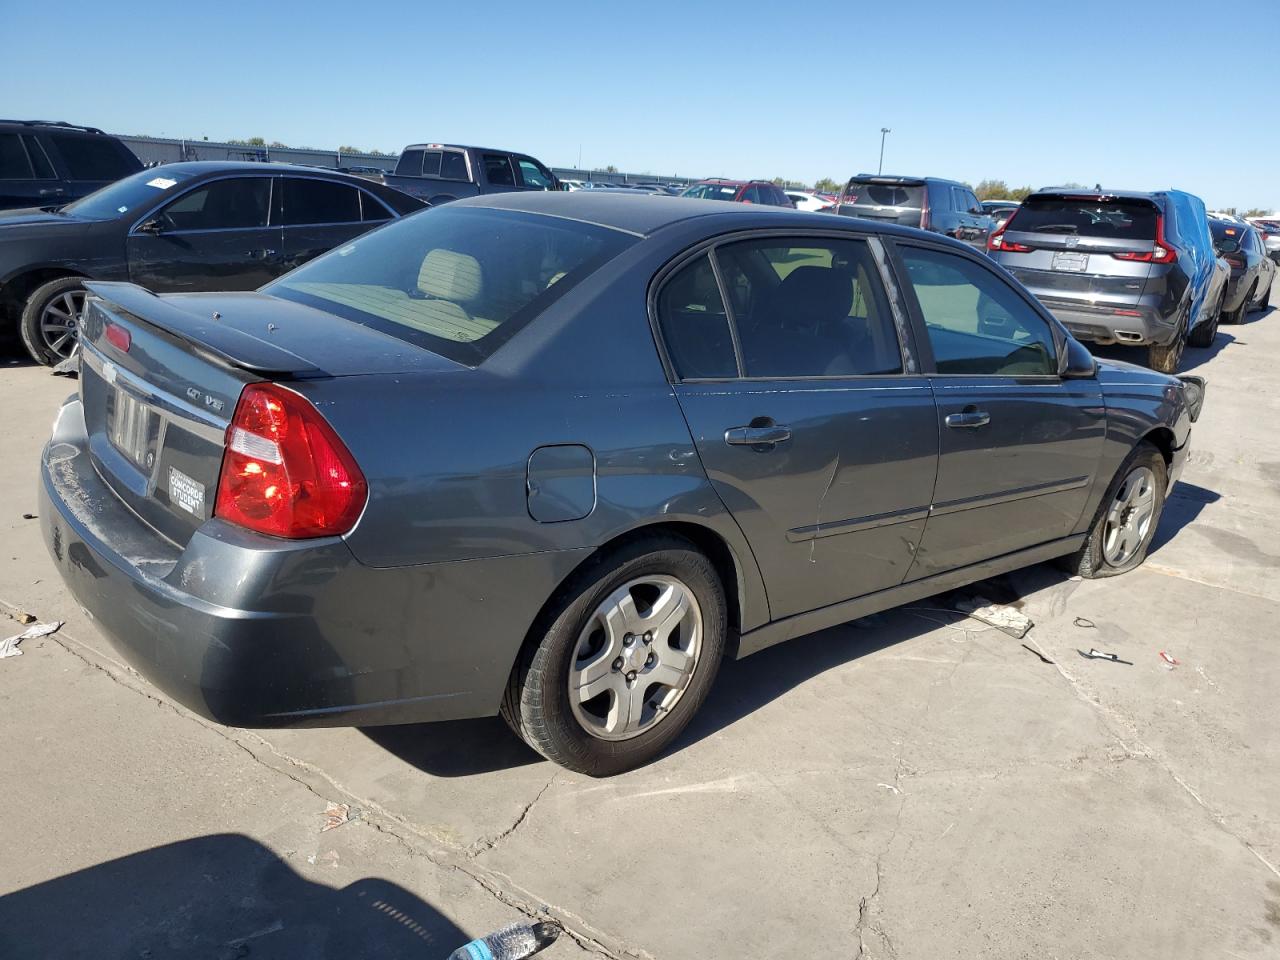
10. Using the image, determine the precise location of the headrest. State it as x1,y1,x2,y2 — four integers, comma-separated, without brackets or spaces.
418,249,482,302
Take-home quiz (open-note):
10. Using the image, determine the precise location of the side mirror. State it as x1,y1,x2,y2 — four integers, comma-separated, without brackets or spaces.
137,218,165,235
1216,238,1239,254
1060,336,1097,379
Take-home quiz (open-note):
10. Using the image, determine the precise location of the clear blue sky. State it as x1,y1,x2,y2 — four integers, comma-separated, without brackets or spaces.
5,0,1277,210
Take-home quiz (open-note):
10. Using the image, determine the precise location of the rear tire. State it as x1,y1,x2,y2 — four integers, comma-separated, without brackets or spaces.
1186,290,1222,348
1225,282,1255,324
1146,328,1184,374
1251,276,1272,312
20,276,86,366
1062,443,1167,579
501,535,726,776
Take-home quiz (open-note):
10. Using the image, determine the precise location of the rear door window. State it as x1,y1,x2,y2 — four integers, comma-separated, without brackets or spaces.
741,185,763,204
22,136,55,179
281,178,362,225
0,134,31,179
48,134,137,180
682,183,739,201
158,177,272,231
360,191,392,222
713,237,903,378
900,245,1056,376
656,254,738,379
482,154,516,186
1009,197,1157,240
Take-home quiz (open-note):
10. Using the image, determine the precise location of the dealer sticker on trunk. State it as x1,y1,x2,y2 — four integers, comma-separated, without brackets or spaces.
168,466,206,519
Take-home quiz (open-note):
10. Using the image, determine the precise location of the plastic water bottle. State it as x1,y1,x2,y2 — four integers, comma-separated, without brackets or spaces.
447,920,561,960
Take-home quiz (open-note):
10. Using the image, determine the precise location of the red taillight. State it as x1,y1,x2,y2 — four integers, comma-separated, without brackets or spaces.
1112,214,1176,264
1224,253,1246,270
104,323,131,352
214,383,367,539
919,192,932,231
987,215,1032,253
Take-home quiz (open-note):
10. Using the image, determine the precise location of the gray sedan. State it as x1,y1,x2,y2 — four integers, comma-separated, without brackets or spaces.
40,193,1205,775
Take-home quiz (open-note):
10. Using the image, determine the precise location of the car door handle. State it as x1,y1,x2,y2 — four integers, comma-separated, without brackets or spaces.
245,248,278,259
725,423,792,447
945,408,991,429
38,188,65,196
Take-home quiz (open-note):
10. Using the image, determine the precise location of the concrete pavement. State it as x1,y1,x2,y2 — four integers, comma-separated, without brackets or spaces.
1,294,1278,959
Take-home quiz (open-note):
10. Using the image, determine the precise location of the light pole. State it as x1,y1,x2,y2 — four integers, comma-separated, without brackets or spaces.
878,127,891,175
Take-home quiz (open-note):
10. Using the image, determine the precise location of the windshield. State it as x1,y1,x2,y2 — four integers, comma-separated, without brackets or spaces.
61,167,199,220
1008,197,1157,239
267,206,636,365
681,183,739,201
842,181,925,209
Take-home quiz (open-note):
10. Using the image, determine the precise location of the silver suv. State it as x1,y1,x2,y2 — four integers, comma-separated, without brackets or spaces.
988,188,1222,372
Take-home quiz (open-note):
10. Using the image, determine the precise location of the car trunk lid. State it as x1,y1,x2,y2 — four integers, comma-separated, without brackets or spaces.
77,282,463,548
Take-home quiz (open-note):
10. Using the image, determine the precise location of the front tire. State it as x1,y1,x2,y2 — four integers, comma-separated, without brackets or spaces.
1063,443,1167,579
20,276,86,366
502,536,726,776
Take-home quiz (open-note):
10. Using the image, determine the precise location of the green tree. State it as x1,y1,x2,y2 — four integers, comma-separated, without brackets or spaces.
974,179,1011,201
269,141,287,148
338,145,361,154
227,136,267,147
813,177,841,194
1242,207,1270,218
604,164,618,174
1009,185,1034,201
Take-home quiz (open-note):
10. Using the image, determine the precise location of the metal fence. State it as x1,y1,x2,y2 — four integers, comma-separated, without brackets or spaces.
115,135,706,188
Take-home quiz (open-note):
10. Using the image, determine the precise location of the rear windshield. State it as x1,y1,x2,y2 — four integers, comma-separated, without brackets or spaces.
842,181,925,209
267,206,636,365
1008,197,1157,239
61,166,199,219
681,183,739,201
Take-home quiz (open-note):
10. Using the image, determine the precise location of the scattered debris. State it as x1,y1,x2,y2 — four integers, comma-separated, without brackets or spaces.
876,782,902,795
12,611,36,625
51,352,80,378
1073,617,1096,629
21,513,36,520
954,595,1033,638
448,920,561,960
1159,650,1180,667
1078,648,1133,665
0,620,64,659
1021,643,1055,665
320,801,350,832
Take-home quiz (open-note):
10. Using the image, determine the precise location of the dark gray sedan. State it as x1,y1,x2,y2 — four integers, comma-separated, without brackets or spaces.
40,193,1205,775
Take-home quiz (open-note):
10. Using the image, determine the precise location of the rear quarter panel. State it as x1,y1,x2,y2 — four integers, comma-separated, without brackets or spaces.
302,231,772,631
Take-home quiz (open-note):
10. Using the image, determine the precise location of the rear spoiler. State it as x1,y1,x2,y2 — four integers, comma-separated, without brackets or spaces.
85,281,322,377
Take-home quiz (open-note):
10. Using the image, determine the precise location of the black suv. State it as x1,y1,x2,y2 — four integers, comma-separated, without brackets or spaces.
0,121,142,211
834,175,993,249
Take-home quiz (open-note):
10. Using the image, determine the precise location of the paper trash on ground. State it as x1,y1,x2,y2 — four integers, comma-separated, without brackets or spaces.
953,595,1033,639
0,621,64,659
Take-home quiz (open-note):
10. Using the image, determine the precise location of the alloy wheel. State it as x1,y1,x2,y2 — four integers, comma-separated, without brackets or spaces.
567,575,703,741
40,289,86,360
1102,465,1157,566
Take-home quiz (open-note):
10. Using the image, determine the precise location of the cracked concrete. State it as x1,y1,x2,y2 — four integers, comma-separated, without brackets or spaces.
3,296,1280,959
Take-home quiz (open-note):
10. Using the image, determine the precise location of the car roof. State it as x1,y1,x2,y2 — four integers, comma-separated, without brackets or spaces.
402,143,532,156
1029,186,1163,202
0,119,107,135
849,174,965,187
135,160,377,179
461,191,980,246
